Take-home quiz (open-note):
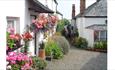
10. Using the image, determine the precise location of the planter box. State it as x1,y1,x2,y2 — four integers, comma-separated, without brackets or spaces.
6,45,23,54
86,48,107,53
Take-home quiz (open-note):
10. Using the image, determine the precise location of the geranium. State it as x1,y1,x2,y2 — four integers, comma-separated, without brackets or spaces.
32,14,48,29
14,33,22,41
22,32,32,41
7,33,22,49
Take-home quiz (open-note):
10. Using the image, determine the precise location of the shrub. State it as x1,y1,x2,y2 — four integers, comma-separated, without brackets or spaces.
56,18,70,32
31,56,47,70
45,39,63,59
54,32,62,36
45,43,52,56
94,41,107,50
74,37,88,49
52,36,70,55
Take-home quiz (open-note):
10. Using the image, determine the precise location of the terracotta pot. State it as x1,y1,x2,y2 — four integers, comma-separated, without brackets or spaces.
39,49,45,60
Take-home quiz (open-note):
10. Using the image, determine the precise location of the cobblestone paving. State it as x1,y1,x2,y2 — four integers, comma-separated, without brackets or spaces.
45,47,107,70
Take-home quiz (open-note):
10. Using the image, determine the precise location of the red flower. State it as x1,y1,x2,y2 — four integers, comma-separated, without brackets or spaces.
22,32,32,41
15,33,22,40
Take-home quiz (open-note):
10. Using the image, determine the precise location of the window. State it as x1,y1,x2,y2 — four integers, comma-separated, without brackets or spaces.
94,30,107,42
7,17,20,33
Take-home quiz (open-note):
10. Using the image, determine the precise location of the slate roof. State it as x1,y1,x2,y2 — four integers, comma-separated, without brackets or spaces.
85,24,107,30
76,0,107,18
28,0,54,13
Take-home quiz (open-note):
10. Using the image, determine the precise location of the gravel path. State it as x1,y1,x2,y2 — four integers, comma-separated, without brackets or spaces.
45,47,107,70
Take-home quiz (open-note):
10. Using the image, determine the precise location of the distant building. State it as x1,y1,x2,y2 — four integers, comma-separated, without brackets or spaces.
75,0,107,47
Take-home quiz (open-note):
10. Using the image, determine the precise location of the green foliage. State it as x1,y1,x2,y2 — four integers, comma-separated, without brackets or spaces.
74,37,88,49
74,29,79,37
54,32,62,36
94,41,107,50
52,36,70,55
45,44,52,56
11,64,20,70
7,32,15,49
45,39,63,59
31,56,47,70
56,18,70,32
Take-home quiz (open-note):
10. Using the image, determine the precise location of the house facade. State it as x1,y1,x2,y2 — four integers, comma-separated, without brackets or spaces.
0,0,58,56
75,0,107,47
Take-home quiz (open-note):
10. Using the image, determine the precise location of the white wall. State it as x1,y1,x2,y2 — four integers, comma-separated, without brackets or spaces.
76,17,107,47
0,0,35,56
0,0,25,34
0,0,25,69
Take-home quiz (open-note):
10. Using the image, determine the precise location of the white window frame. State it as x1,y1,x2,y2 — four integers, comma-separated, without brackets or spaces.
7,17,20,34
94,30,107,42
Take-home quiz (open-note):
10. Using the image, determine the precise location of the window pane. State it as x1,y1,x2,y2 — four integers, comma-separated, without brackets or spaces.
94,31,99,42
100,31,107,41
6,17,20,33
7,20,14,29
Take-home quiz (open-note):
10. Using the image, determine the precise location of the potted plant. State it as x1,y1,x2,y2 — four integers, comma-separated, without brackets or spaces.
39,42,46,60
45,45,52,61
22,32,33,54
31,56,47,70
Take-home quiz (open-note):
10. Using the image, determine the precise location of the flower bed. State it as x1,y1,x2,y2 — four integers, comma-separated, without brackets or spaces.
6,52,32,70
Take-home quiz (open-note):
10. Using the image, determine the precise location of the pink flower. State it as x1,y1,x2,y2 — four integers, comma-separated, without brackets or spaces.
21,63,30,70
10,60,16,64
9,34,15,39
8,52,16,56
32,19,36,23
6,46,9,50
7,27,15,34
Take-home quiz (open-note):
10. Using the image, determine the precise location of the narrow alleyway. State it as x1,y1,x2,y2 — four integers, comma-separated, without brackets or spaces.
45,47,107,70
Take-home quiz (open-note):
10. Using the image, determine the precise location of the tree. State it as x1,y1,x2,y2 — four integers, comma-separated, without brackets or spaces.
56,18,70,32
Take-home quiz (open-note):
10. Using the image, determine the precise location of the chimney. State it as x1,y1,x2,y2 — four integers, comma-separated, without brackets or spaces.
80,0,86,14
72,4,75,19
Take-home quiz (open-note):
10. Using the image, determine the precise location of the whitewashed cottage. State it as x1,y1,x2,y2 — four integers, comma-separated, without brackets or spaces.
0,0,61,56
74,0,107,47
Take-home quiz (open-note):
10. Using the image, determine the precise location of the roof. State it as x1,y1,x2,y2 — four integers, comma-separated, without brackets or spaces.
86,24,107,30
28,0,54,13
76,0,107,18
56,11,63,16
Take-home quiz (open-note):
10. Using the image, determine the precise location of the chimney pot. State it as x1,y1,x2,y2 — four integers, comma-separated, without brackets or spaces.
80,0,86,14
72,4,75,19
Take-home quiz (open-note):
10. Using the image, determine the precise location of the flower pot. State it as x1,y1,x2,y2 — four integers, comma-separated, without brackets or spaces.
39,49,45,60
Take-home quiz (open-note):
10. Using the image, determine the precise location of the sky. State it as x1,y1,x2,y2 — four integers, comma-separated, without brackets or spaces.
57,0,96,19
